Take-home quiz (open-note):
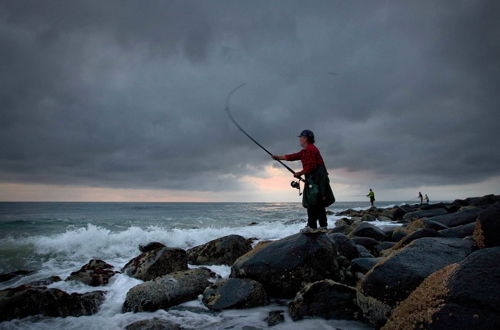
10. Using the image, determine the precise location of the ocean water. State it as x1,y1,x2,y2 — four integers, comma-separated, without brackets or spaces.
0,201,403,330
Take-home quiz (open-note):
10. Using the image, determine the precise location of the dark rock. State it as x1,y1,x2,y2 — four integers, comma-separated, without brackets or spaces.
351,236,379,251
122,247,187,281
465,194,497,208
421,219,449,231
329,224,350,234
375,242,395,254
26,276,62,287
122,268,213,313
356,245,374,258
473,204,500,248
0,286,105,321
382,206,406,220
125,318,182,330
402,208,448,221
359,237,472,306
393,228,443,249
230,233,339,298
350,223,387,241
0,270,34,283
419,202,447,210
440,222,476,238
426,207,483,228
187,235,252,265
390,230,407,242
351,258,382,274
328,233,359,260
383,247,500,330
139,242,166,253
288,280,362,321
361,214,377,221
66,259,117,286
202,278,268,310
265,310,285,326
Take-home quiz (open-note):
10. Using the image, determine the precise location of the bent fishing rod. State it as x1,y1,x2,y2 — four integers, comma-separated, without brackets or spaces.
224,83,305,185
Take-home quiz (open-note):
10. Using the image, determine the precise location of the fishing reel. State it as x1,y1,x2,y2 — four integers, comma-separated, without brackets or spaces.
290,180,302,195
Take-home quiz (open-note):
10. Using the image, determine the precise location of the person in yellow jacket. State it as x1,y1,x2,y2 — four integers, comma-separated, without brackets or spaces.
367,189,375,207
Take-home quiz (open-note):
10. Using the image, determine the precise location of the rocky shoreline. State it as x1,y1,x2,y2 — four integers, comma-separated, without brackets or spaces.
1,194,499,329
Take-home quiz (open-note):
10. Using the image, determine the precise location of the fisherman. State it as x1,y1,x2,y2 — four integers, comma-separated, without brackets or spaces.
272,130,335,233
367,188,375,207
424,194,430,204
418,192,423,205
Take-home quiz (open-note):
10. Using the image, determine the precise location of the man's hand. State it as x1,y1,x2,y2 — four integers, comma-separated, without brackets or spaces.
294,172,303,178
272,155,282,160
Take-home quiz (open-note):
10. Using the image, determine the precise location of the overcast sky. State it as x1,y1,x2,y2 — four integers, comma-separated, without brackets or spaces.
0,0,499,202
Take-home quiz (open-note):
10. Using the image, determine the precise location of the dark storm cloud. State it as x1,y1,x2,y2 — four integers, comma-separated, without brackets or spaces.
0,0,499,191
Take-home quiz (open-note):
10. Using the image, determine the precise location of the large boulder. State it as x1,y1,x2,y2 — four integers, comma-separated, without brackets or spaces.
230,233,339,298
288,280,362,321
359,237,472,306
351,258,382,274
473,204,500,248
328,233,359,260
383,247,500,330
402,208,448,221
0,286,105,321
122,268,213,313
122,247,187,281
350,223,387,241
125,318,182,330
465,194,498,208
187,235,252,265
393,228,442,249
381,206,406,220
202,278,268,310
139,242,166,253
0,270,33,283
439,222,476,238
66,259,117,286
424,207,482,227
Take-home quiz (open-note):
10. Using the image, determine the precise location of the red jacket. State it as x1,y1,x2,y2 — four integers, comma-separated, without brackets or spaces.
285,144,326,176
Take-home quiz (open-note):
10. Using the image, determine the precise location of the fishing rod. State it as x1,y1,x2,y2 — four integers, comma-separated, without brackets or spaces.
224,83,305,188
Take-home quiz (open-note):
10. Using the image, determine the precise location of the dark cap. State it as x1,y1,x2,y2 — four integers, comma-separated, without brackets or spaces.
298,129,314,139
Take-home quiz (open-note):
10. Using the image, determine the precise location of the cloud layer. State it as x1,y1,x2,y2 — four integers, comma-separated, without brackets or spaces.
0,0,499,196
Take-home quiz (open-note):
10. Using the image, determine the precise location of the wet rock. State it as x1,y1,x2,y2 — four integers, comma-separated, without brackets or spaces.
26,275,62,287
356,291,392,328
392,228,443,249
122,268,213,313
390,229,408,242
265,310,285,326
465,194,498,208
361,214,377,221
288,280,362,321
351,237,379,252
439,222,475,238
383,247,500,330
0,270,34,283
0,286,105,321
350,223,387,241
139,242,166,253
187,235,252,265
202,278,268,310
125,318,182,330
351,258,382,274
473,204,500,248
328,233,359,260
375,241,395,254
356,245,374,258
122,247,187,281
66,259,117,286
359,237,472,306
424,207,482,227
382,206,406,220
402,208,448,221
230,232,339,298
422,219,449,231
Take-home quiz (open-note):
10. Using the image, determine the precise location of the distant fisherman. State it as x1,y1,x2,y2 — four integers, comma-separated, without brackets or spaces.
367,188,375,207
425,194,430,204
418,192,423,205
272,130,335,233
